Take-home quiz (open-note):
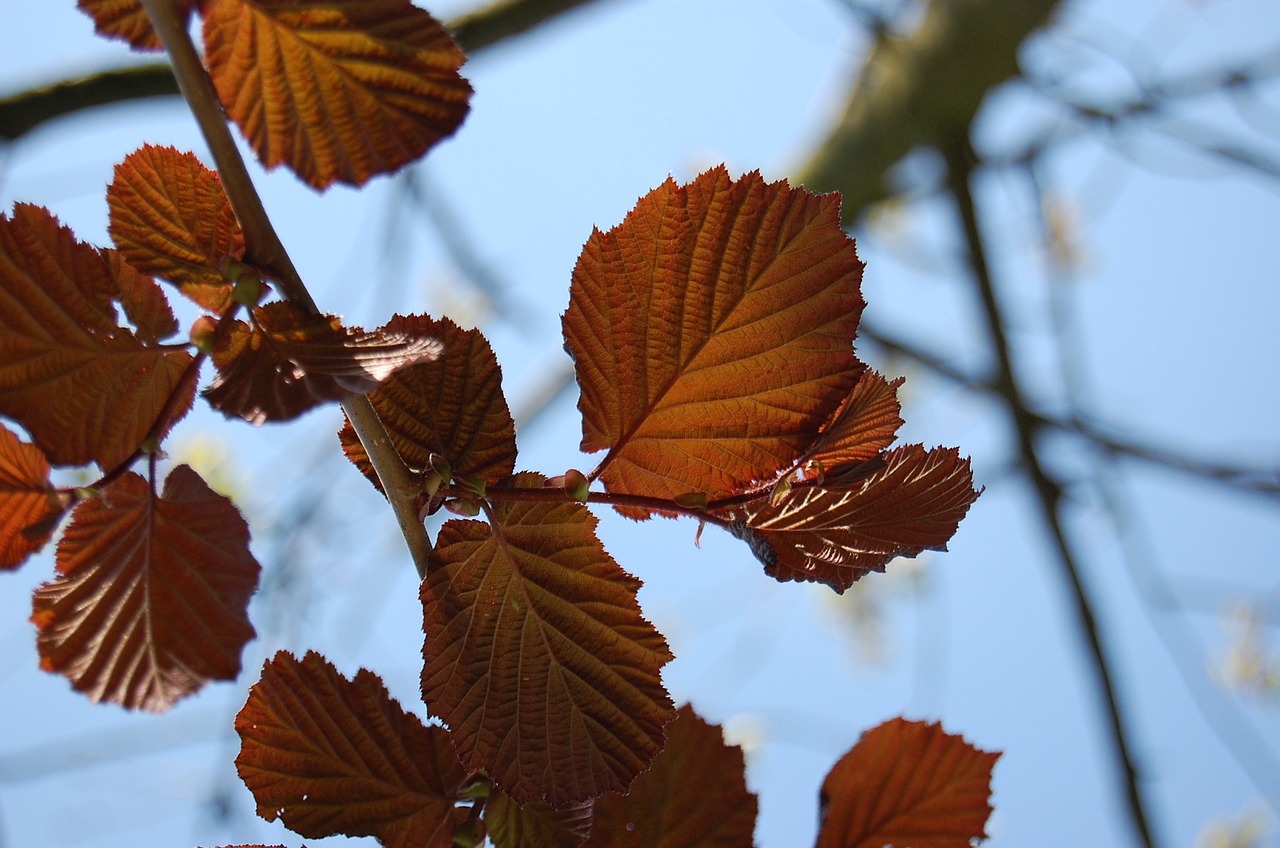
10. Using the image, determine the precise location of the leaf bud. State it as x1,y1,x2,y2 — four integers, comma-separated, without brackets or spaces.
452,819,486,848
673,491,708,510
444,498,482,518
231,273,264,307
562,468,590,503
189,314,218,353
428,453,453,484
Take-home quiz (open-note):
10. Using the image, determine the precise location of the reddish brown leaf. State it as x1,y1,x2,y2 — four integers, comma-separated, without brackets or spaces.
816,718,999,848
202,0,472,190
724,445,979,593
205,301,441,424
486,793,593,848
108,145,243,312
562,166,864,517
809,370,904,469
584,704,756,848
236,650,468,848
339,314,516,497
77,0,194,50
31,465,259,711
106,248,181,344
0,203,195,468
422,472,675,805
0,424,65,571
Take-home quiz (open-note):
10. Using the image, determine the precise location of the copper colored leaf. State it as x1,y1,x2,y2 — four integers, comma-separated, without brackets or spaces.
0,424,64,571
563,166,864,516
108,145,243,311
486,793,593,848
422,472,675,805
585,704,757,848
809,370,904,469
339,314,515,496
816,718,999,848
106,249,181,343
725,445,979,593
31,465,259,711
77,0,194,50
0,203,195,468
202,0,472,190
236,650,467,848
205,301,441,424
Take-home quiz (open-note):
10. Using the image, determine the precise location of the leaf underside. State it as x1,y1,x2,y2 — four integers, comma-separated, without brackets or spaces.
76,0,194,50
815,717,999,848
485,793,594,848
202,0,473,190
31,465,259,711
236,650,467,848
422,472,675,805
0,424,63,571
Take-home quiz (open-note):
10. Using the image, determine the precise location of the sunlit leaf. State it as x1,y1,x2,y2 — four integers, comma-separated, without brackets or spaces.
76,0,194,50
236,650,467,848
563,166,864,516
0,424,65,571
724,445,979,593
0,203,195,468
108,145,243,312
815,717,999,848
31,465,259,711
106,249,181,343
486,793,593,848
422,472,675,805
205,300,441,424
585,703,756,848
808,370,904,469
202,0,472,190
339,314,516,498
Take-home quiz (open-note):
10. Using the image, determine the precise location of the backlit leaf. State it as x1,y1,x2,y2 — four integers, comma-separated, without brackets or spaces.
77,0,194,51
724,445,978,593
563,166,864,516
202,0,472,190
108,145,243,312
0,203,195,468
339,314,516,498
422,472,675,805
815,718,999,848
236,650,467,848
31,465,259,711
0,424,65,571
205,301,441,424
808,370,904,469
106,249,181,343
586,703,757,848
486,793,593,848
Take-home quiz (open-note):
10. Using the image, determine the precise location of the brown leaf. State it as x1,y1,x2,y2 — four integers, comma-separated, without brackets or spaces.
585,704,757,848
809,370,904,469
422,472,675,805
106,248,181,344
562,166,864,517
0,424,65,571
816,718,999,848
202,0,472,190
486,793,593,848
724,445,979,593
339,314,516,497
108,145,243,312
205,301,441,424
77,0,194,50
31,465,259,711
236,650,468,848
0,203,195,468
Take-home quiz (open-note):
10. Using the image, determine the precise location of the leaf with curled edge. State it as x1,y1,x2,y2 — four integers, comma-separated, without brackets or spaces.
485,793,593,848
723,445,979,593
31,465,259,711
77,0,195,50
0,424,68,572
205,301,441,424
235,650,467,848
108,145,243,312
0,203,195,469
816,718,999,848
585,703,757,848
422,472,675,805
202,0,472,190
807,370,904,470
339,315,516,499
562,166,864,518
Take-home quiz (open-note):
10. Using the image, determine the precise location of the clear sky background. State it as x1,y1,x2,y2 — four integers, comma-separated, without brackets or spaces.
1,1,1279,847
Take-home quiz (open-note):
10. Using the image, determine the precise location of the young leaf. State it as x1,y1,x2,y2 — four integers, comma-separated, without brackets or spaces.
31,465,259,711
106,249,181,343
339,315,516,498
204,301,441,424
77,0,195,51
562,166,864,516
108,145,244,312
724,445,979,593
0,203,195,468
422,472,675,805
0,424,65,571
485,793,593,848
585,704,757,848
815,718,999,848
808,370,904,468
202,0,473,190
236,650,468,848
